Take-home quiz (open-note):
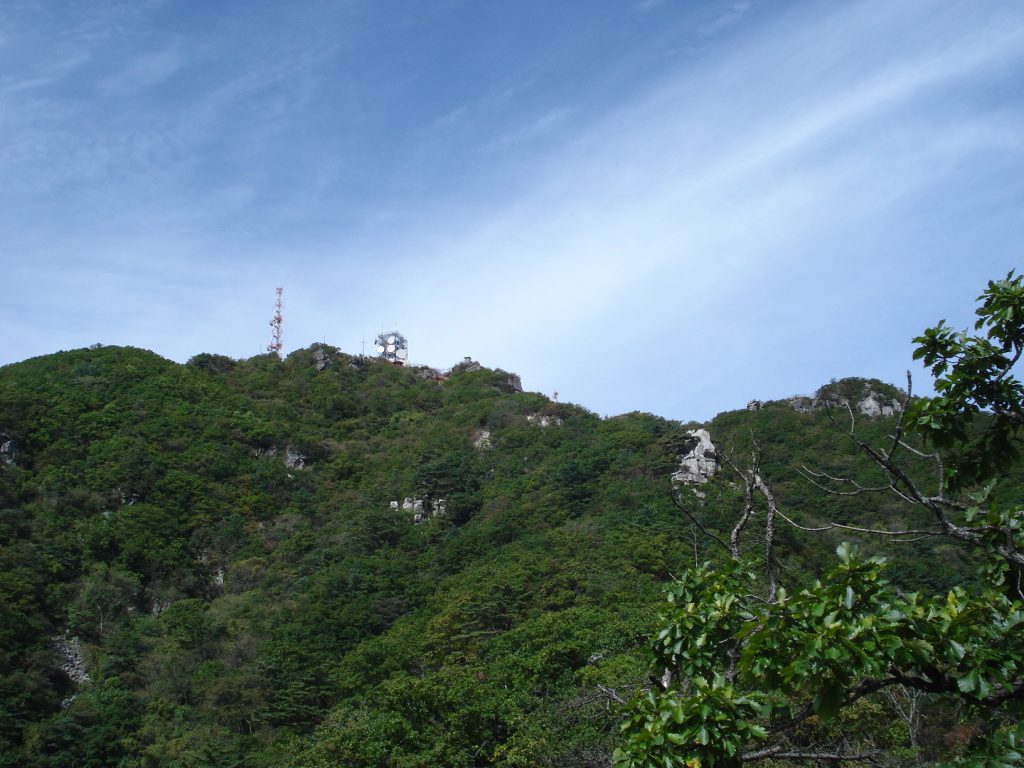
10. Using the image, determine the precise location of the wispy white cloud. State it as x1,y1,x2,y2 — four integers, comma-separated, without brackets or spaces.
482,106,574,153
635,0,666,13
2,0,1022,422
698,1,754,37
98,40,190,96
339,0,1024,416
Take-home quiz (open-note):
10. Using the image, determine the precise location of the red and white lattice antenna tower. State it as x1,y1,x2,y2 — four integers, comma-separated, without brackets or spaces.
268,286,283,359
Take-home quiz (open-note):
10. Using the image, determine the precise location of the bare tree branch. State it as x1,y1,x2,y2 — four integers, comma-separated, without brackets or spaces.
770,504,940,538
743,747,882,763
720,448,758,560
669,492,731,556
796,383,1024,569
752,472,779,603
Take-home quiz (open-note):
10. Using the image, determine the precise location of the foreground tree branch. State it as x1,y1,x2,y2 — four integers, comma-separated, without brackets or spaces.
616,273,1024,768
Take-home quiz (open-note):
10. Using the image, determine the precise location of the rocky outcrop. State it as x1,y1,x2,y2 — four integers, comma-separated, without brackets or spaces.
784,381,903,419
856,392,902,418
472,430,493,450
503,373,523,393
789,397,815,414
255,446,309,470
452,357,482,374
284,447,308,470
415,366,444,380
52,634,89,686
51,633,89,707
391,497,447,524
527,414,563,427
671,429,718,496
311,345,334,371
747,400,762,411
0,434,16,466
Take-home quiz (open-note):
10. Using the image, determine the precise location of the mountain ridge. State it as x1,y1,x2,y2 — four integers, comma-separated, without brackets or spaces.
0,343,976,767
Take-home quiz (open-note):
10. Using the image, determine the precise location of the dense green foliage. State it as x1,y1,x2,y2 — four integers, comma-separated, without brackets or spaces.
0,345,693,767
0,326,1015,765
912,272,1024,492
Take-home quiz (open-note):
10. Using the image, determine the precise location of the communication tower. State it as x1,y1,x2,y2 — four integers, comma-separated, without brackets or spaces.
268,286,283,359
374,330,408,365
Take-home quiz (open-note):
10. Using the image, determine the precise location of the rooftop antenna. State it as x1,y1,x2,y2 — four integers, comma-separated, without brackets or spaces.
268,286,283,359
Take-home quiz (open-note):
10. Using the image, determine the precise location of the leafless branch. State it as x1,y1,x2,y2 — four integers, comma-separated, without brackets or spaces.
880,371,914,462
720,449,758,559
594,685,628,707
743,747,882,763
771,505,939,538
793,391,1024,568
670,492,731,555
795,465,895,497
753,472,779,603
891,440,938,461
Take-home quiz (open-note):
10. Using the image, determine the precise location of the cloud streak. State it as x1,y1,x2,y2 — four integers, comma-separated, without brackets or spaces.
1,0,1021,422
353,0,1024,415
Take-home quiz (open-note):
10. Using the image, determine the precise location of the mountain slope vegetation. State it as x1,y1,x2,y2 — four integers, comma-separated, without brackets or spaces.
0,342,1008,767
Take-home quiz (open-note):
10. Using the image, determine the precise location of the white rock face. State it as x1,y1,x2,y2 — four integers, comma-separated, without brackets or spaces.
857,392,902,418
527,414,563,427
671,429,718,489
785,390,902,418
0,436,15,465
472,430,493,450
257,446,309,469
789,397,815,414
392,497,447,524
747,400,762,411
312,346,333,371
284,448,308,470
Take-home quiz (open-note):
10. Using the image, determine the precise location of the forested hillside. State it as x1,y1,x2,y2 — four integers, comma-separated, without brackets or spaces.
0,342,1015,767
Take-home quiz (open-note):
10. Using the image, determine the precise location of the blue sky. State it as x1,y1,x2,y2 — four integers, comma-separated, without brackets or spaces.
2,0,1021,421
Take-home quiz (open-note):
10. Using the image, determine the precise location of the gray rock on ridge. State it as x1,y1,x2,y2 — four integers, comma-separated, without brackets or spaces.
503,373,523,393
789,397,815,414
856,392,902,418
784,389,903,418
452,357,482,374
